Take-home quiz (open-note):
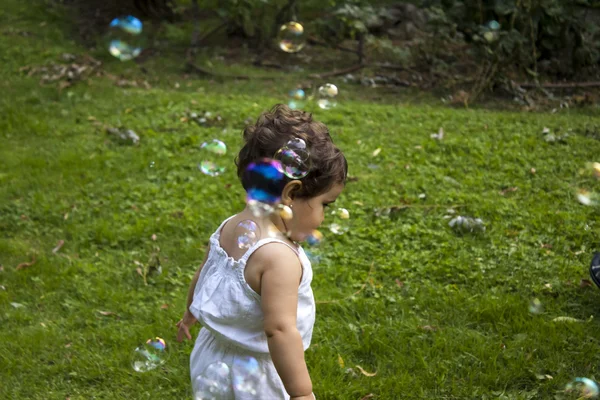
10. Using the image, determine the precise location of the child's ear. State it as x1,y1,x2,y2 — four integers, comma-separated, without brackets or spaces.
282,180,303,205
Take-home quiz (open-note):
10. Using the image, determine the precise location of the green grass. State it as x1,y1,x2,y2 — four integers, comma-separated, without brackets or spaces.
2,1,600,399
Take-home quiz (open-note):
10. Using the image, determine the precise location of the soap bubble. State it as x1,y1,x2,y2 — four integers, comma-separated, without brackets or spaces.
244,159,286,218
199,139,227,177
329,208,350,235
564,377,599,399
317,83,338,110
288,88,306,110
273,138,311,179
108,16,143,61
486,20,501,30
235,220,260,250
448,216,485,234
193,361,233,400
528,298,543,314
306,229,323,246
232,356,265,395
576,162,600,206
131,337,168,372
277,21,306,53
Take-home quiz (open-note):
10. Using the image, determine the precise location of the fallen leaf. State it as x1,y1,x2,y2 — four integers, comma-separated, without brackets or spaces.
16,256,36,270
360,394,375,400
355,365,377,377
499,187,518,195
540,243,552,249
136,267,143,276
97,310,117,317
552,316,582,323
530,167,536,175
151,234,157,241
372,148,382,157
20,214,28,220
40,322,47,328
420,325,438,332
395,279,404,288
580,279,593,288
133,260,143,267
0,265,4,272
65,343,72,348
337,354,345,369
52,240,65,253
10,302,25,308
160,304,169,309
63,212,69,220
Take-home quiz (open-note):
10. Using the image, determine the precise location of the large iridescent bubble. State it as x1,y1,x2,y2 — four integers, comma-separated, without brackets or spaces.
244,159,286,217
193,362,233,400
232,356,265,395
277,22,306,53
108,16,144,61
131,337,168,372
199,139,227,177
273,138,310,179
317,83,338,110
235,220,260,250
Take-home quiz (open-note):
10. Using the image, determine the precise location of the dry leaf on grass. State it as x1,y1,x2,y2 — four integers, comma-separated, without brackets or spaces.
355,365,377,377
160,304,169,309
360,394,375,400
16,256,36,270
52,240,65,253
97,310,119,318
580,279,593,288
337,354,345,369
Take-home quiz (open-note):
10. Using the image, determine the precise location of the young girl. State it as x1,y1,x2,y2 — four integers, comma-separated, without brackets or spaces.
176,104,347,399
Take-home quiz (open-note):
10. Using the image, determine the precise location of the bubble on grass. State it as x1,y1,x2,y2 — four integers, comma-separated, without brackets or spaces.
131,337,168,372
576,163,600,206
329,208,350,235
288,88,306,110
564,377,599,399
193,361,233,400
108,16,144,61
199,139,227,177
244,159,286,218
235,220,260,250
232,356,265,395
317,83,338,110
277,21,306,53
528,298,543,314
273,138,311,179
448,216,485,234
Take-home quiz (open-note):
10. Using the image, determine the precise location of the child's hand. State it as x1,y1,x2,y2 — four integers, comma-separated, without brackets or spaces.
176,310,197,342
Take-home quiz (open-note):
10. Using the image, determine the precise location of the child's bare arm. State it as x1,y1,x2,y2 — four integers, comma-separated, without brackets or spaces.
260,245,313,398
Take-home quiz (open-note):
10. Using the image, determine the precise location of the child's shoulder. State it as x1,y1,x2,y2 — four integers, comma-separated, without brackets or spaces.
251,240,300,266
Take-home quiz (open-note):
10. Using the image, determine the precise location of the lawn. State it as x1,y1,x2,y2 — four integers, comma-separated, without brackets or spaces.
2,1,600,399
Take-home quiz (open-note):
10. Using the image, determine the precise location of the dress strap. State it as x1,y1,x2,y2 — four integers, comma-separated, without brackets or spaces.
239,237,300,264
213,215,237,240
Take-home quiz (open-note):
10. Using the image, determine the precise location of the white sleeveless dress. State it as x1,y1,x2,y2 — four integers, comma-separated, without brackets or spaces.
189,216,316,399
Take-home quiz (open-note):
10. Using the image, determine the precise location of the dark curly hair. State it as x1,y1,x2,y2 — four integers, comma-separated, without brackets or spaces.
236,104,347,198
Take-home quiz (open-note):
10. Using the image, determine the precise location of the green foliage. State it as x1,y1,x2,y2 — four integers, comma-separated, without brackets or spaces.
426,0,600,75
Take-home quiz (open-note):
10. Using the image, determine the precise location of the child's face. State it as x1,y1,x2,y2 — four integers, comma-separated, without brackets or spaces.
288,183,345,242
